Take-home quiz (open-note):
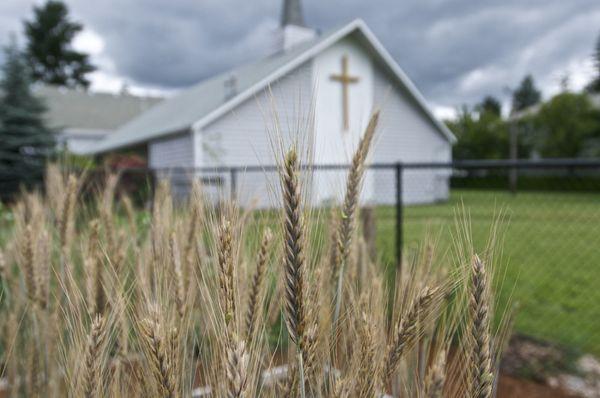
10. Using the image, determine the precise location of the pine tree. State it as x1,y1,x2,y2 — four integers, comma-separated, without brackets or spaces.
586,33,600,93
477,96,502,117
0,38,55,199
512,75,541,112
24,0,95,89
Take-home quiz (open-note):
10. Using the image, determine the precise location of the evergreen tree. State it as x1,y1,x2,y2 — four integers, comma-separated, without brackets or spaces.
24,0,95,89
512,75,541,112
0,38,55,199
477,96,502,117
586,33,600,93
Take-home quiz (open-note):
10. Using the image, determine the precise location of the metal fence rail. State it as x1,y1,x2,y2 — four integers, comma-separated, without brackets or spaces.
110,159,600,356
138,158,600,264
3,159,599,355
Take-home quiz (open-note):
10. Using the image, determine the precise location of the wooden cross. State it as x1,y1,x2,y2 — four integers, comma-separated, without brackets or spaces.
330,55,359,130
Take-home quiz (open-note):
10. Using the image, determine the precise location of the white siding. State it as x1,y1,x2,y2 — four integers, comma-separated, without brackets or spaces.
372,66,452,204
148,132,195,199
146,43,451,207
312,37,375,205
200,62,314,207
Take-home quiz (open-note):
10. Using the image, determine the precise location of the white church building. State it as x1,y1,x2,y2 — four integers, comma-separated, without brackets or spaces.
85,0,455,206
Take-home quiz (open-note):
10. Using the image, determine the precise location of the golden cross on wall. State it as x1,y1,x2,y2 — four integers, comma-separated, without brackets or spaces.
330,55,359,131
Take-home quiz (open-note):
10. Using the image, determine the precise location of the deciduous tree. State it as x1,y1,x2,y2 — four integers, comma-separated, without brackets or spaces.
531,93,600,158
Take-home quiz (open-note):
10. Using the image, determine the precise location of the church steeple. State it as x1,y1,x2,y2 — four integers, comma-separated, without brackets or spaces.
277,0,315,51
281,0,305,27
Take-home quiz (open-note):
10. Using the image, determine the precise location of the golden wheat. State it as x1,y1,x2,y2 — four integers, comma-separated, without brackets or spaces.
0,114,509,397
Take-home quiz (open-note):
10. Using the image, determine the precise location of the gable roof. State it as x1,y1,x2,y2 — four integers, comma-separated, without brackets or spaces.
34,85,162,132
86,19,455,154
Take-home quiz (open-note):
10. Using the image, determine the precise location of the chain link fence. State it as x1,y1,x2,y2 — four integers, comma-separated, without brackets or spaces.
138,159,600,357
5,159,596,356
398,160,600,358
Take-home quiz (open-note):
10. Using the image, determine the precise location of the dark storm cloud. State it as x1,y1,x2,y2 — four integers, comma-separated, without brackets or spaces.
2,0,599,110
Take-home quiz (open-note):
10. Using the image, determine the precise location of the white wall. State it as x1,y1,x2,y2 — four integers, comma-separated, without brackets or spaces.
200,61,314,207
195,37,452,207
148,132,195,199
372,66,452,204
312,37,375,204
148,35,452,207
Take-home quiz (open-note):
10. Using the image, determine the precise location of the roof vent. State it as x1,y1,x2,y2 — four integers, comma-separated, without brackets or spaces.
281,0,305,28
224,75,237,101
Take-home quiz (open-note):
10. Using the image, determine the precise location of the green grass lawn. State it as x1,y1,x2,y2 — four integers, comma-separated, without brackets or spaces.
2,189,598,356
374,190,600,356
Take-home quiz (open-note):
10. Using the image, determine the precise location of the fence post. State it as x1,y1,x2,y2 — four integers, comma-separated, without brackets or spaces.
149,168,157,208
395,162,403,272
509,124,518,194
230,167,238,202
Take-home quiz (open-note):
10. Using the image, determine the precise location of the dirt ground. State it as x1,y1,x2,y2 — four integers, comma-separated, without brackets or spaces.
0,374,581,398
498,374,578,398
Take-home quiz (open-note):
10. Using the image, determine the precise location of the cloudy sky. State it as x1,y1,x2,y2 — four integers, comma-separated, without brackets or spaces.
1,0,599,118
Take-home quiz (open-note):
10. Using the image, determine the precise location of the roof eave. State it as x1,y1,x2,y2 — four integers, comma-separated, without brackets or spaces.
353,20,456,143
80,126,191,156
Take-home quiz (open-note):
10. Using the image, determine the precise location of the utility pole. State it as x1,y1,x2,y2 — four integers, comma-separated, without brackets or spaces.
509,123,518,194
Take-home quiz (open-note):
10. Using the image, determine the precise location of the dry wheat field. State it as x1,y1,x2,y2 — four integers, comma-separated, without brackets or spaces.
0,113,511,397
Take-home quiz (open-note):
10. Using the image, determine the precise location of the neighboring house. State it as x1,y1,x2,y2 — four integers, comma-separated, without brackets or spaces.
507,93,600,122
84,0,456,206
34,85,162,154
506,92,600,160
589,93,600,109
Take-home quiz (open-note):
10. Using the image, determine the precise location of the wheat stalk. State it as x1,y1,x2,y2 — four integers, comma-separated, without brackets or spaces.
218,218,236,326
424,348,447,398
281,149,307,347
303,322,318,389
169,232,186,319
0,161,509,398
328,209,341,272
20,224,37,303
382,286,438,390
4,312,18,395
183,204,199,288
167,326,181,397
121,194,138,237
35,229,50,309
81,314,108,398
28,335,41,397
245,228,272,340
355,312,377,397
333,111,379,279
469,254,493,398
86,220,105,316
0,248,6,283
59,174,77,251
332,111,379,325
281,149,312,395
225,334,249,398
139,308,178,398
100,173,119,257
